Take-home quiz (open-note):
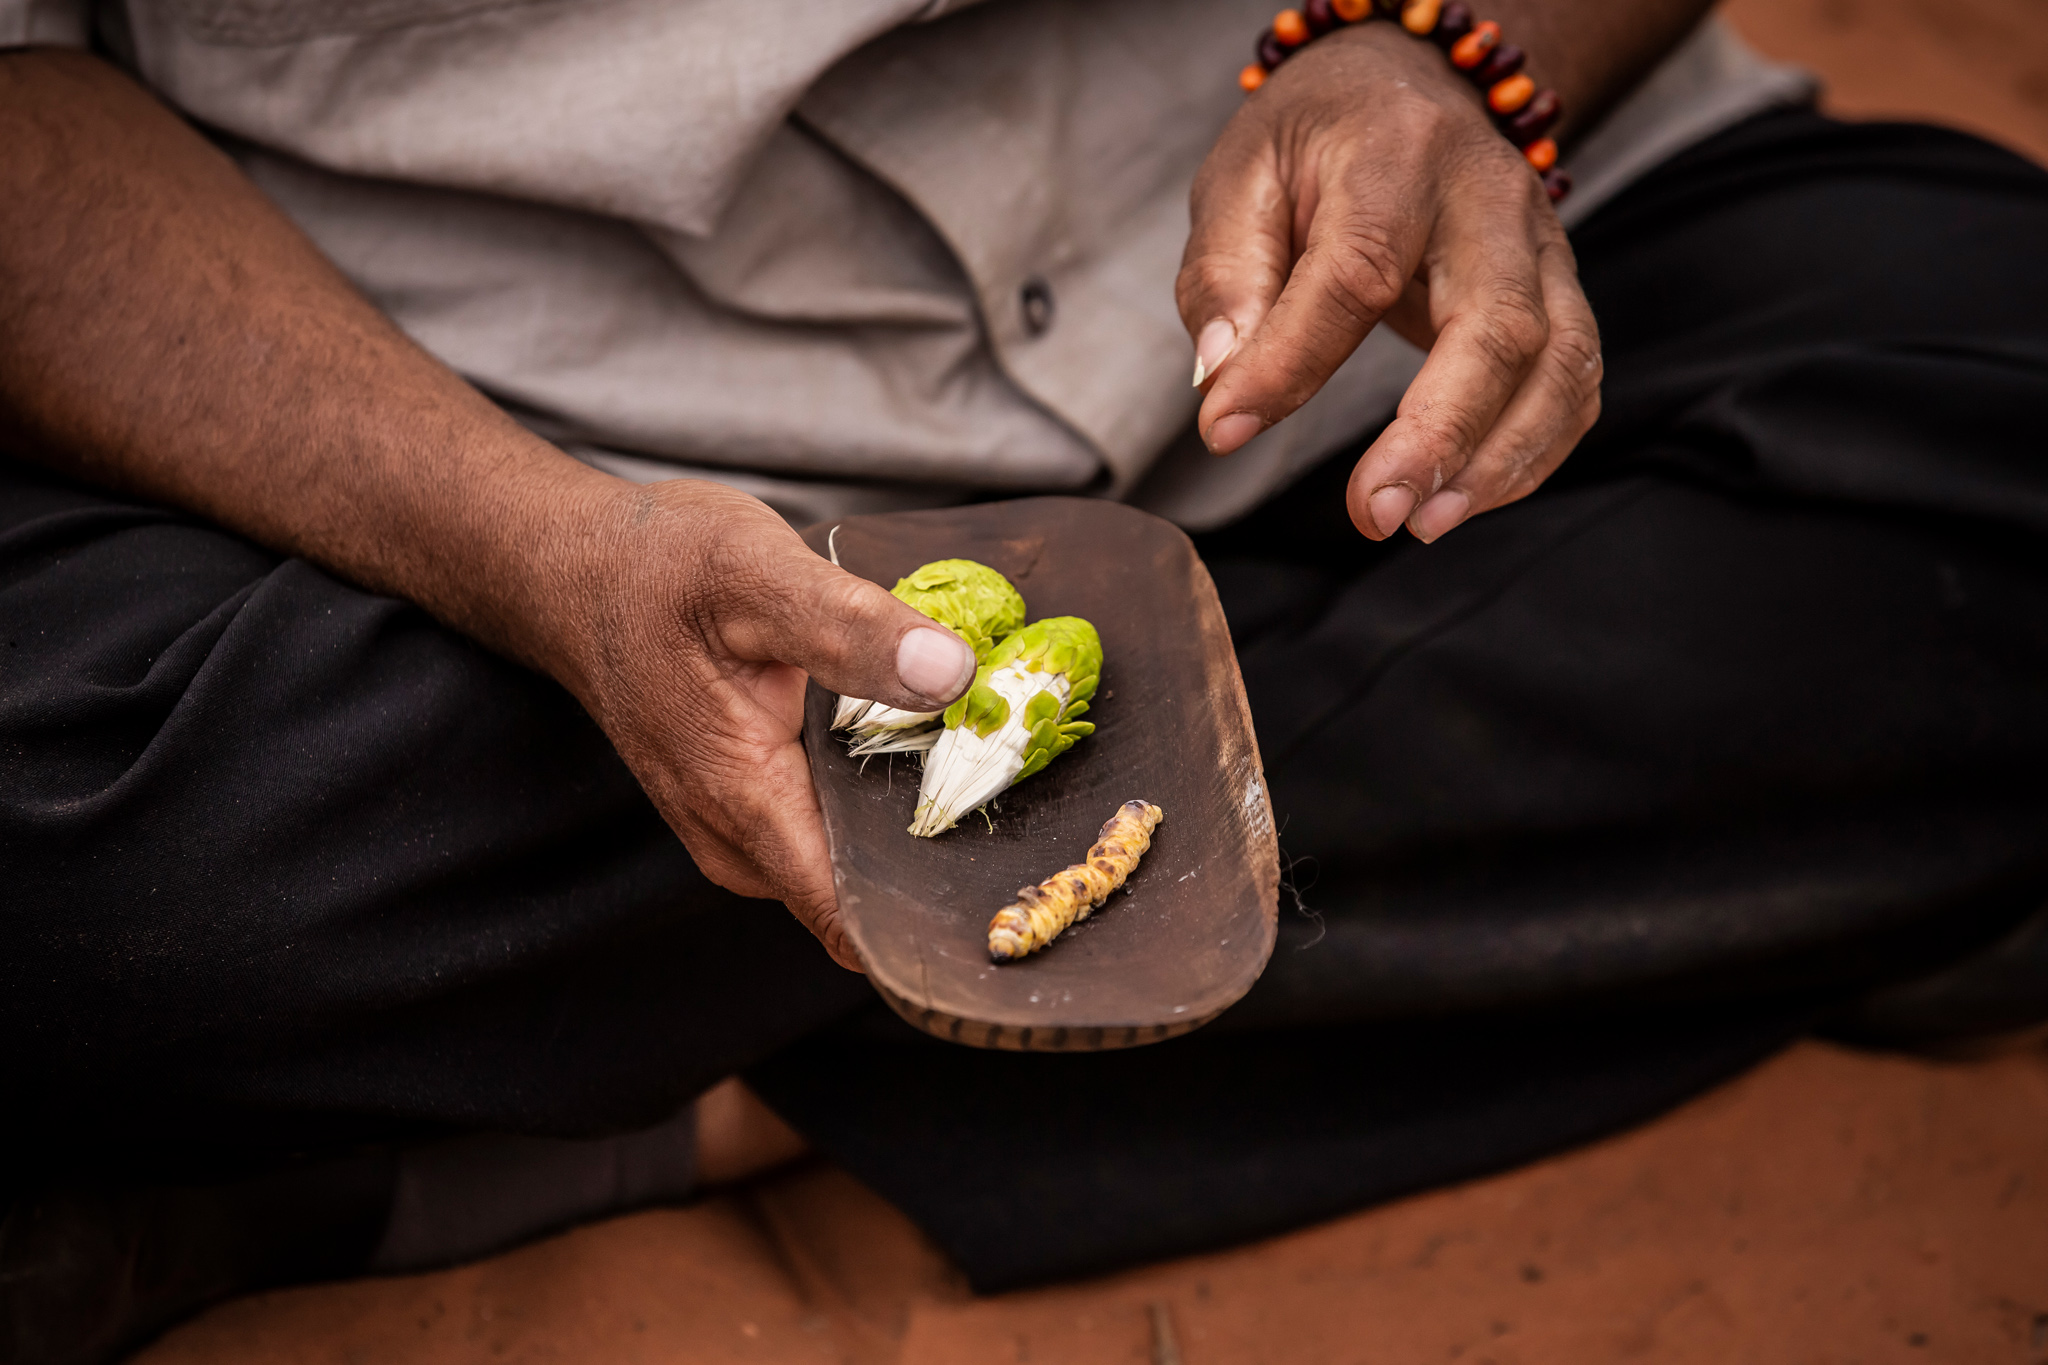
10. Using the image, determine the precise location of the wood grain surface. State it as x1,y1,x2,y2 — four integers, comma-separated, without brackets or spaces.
800,498,1278,1051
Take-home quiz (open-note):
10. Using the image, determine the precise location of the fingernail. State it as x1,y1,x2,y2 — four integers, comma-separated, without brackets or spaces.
1191,319,1238,387
897,627,974,704
1368,484,1420,539
1411,489,1471,543
1206,411,1264,455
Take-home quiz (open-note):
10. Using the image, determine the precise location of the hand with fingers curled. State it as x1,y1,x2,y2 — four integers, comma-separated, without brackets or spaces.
1181,20,1603,544
550,480,978,972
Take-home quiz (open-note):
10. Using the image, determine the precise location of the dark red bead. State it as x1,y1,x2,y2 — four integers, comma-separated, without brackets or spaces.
1257,30,1288,70
1373,0,1403,15
1433,2,1473,48
1471,43,1524,87
1305,0,1338,34
1542,168,1573,203
1504,88,1561,145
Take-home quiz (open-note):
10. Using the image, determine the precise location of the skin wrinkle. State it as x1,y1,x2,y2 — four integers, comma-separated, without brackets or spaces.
1311,227,1411,342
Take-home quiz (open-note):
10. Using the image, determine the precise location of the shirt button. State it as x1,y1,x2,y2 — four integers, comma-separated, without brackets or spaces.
1020,277,1055,336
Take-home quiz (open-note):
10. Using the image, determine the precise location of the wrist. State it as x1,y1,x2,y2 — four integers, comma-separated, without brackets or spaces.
1250,6,1571,199
481,464,785,725
401,428,637,702
1327,19,1491,110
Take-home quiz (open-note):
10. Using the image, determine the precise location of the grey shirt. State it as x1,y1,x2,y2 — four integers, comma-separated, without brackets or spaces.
5,0,1811,527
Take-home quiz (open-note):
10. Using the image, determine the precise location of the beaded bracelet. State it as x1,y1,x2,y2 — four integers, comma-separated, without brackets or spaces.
1239,0,1572,203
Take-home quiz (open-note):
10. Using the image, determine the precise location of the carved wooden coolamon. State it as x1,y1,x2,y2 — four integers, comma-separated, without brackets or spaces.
802,498,1278,1051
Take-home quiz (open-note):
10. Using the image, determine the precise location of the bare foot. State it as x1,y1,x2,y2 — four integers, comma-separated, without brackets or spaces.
693,1078,810,1185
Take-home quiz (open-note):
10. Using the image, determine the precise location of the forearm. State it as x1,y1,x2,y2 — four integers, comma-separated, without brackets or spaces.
0,49,616,689
1427,0,1719,141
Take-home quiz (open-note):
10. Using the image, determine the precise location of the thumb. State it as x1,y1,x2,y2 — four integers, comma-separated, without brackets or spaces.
712,533,976,713
1177,134,1293,416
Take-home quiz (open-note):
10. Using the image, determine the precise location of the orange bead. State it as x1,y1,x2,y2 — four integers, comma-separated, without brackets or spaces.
1240,63,1268,92
1487,72,1535,114
1400,0,1442,33
1331,0,1371,19
1523,136,1558,171
1450,19,1500,69
1273,8,1311,45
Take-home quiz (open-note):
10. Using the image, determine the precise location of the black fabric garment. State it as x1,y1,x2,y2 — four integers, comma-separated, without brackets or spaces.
750,1001,1801,1291
0,462,874,1163
3,106,2047,1333
1,1152,395,1365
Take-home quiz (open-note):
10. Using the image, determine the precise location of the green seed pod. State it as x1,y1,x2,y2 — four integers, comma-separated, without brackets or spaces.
891,560,1027,662
836,559,1025,747
909,615,1106,837
980,617,1102,786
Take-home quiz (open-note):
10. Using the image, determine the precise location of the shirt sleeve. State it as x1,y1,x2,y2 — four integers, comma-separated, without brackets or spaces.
1,0,92,47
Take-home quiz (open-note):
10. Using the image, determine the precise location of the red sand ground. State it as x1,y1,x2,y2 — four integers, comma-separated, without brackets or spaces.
134,7,2048,1362
140,1043,2048,1365
1724,0,2048,165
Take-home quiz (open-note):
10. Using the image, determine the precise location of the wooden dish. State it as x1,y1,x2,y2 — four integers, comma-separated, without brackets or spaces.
801,497,1278,1052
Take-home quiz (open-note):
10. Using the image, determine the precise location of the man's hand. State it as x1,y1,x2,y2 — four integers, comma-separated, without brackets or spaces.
551,481,974,971
1180,22,1603,543
0,49,972,970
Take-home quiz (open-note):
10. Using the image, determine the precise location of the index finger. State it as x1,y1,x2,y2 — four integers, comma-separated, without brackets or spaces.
696,730,865,973
1194,150,1438,455
1176,128,1295,399
751,738,865,973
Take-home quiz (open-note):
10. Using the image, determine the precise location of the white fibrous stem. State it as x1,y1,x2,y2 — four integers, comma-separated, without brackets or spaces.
833,695,941,744
847,725,941,758
909,666,1070,837
858,702,941,733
